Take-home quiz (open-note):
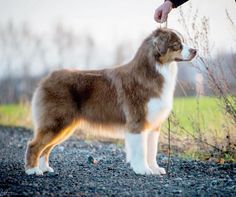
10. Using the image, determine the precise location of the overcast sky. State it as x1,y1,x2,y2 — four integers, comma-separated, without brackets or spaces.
0,0,235,77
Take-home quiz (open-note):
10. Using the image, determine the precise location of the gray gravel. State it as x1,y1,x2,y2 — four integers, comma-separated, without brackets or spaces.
0,125,235,196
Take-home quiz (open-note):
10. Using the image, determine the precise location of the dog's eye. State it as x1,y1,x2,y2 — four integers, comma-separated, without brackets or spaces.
169,43,182,51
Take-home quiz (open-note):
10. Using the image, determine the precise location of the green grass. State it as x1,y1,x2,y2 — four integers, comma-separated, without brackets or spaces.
173,97,223,134
0,103,32,127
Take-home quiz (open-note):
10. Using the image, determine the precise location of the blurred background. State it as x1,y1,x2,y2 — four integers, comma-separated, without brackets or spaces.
0,0,236,161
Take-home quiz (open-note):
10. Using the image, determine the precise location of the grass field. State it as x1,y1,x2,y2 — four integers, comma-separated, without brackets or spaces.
0,103,32,127
0,97,223,131
173,97,223,134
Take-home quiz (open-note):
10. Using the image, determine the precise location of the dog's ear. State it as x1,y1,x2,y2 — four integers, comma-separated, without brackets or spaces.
153,33,169,56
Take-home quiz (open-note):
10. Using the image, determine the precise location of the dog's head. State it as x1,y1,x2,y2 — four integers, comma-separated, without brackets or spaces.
151,28,197,64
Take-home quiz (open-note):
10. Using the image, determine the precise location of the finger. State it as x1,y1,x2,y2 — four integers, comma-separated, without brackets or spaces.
160,11,168,23
154,10,162,23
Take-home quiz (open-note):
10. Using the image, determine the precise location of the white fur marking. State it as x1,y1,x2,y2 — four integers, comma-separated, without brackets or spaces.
147,131,166,175
39,156,54,173
25,167,43,175
147,131,159,167
125,132,152,175
125,137,131,163
147,63,177,128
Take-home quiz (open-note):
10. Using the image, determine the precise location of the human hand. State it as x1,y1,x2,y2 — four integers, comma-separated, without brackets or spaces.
154,1,173,23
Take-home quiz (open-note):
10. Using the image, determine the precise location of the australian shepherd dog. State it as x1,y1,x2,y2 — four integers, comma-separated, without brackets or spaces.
25,28,196,175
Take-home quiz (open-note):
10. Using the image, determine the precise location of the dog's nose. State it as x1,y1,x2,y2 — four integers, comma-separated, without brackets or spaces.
189,48,197,55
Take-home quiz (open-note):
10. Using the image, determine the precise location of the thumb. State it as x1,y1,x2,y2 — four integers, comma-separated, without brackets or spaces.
160,11,168,23
154,10,163,23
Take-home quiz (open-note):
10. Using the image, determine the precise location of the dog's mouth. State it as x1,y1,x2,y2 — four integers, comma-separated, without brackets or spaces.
174,57,193,62
175,53,197,62
174,58,184,62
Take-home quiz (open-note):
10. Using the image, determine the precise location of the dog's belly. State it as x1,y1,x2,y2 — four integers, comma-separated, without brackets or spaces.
146,97,173,130
78,119,125,139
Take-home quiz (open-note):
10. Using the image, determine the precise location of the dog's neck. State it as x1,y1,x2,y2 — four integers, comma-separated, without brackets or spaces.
156,62,178,77
130,40,177,84
130,40,158,79
156,62,178,85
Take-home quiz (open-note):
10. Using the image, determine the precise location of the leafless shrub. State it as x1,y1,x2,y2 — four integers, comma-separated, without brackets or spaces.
163,4,236,161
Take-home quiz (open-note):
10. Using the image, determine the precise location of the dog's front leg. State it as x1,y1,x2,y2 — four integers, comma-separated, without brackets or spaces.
147,131,166,175
125,132,153,175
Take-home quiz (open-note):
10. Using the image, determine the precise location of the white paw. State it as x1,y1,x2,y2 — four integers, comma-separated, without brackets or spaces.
132,164,153,175
150,165,166,175
39,156,54,173
25,167,43,175
40,166,54,173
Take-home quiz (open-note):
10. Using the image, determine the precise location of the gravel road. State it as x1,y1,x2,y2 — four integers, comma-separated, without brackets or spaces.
0,125,235,196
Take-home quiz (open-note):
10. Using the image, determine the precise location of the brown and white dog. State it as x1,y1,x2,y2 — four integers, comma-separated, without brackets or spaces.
25,28,196,175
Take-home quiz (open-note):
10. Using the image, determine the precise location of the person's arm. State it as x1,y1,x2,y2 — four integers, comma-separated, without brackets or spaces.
154,0,189,23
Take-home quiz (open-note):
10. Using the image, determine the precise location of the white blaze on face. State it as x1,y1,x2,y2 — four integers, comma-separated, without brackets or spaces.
181,44,191,60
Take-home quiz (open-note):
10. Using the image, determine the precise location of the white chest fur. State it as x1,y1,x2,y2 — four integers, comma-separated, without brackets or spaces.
146,62,178,129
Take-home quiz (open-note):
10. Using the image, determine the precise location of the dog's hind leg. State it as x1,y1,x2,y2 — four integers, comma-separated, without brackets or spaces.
25,121,78,175
25,130,54,175
39,121,79,173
